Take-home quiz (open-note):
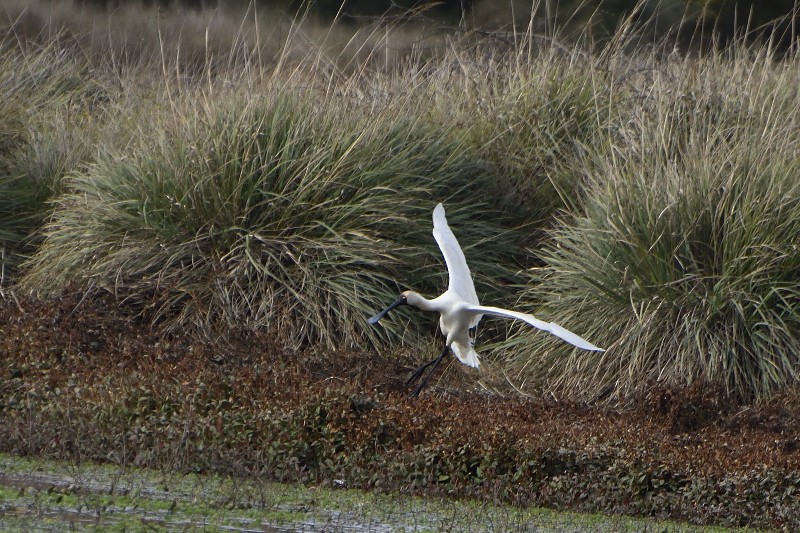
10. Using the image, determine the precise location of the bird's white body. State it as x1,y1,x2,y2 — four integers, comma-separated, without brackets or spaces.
404,291,482,367
369,203,603,372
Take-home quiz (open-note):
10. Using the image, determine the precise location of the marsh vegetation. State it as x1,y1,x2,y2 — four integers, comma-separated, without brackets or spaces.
1,0,799,529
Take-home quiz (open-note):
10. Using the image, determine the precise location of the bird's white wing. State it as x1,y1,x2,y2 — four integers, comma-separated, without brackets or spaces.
432,203,479,306
464,304,605,351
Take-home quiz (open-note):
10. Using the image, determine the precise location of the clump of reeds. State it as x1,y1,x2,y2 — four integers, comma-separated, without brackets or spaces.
507,41,800,401
21,91,530,348
0,35,107,280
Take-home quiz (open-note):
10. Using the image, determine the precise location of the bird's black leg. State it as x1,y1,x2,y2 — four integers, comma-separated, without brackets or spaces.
407,342,449,398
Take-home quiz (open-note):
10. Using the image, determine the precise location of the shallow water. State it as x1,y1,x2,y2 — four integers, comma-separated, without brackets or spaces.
0,454,757,532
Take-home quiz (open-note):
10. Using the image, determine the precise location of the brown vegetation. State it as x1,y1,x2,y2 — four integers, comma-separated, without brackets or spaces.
1,293,798,529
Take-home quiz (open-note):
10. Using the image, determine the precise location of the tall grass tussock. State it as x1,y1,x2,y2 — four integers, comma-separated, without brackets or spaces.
3,0,800,402
508,42,800,400
22,93,528,348
0,33,111,279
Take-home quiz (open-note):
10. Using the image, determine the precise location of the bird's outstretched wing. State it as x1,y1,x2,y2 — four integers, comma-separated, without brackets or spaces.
464,304,605,351
432,204,481,328
432,204,479,305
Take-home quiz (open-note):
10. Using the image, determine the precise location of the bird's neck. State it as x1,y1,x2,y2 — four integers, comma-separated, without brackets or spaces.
406,292,439,312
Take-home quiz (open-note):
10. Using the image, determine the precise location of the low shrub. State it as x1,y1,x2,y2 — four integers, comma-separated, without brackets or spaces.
2,301,797,529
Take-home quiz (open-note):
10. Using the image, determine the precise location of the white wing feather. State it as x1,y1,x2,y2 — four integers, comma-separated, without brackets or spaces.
464,304,605,351
432,204,481,328
432,204,479,305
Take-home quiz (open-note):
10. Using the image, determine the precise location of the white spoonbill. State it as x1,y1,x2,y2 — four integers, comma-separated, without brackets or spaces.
368,203,603,397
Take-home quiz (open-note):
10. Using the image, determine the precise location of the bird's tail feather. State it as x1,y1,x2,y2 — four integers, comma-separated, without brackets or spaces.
450,340,480,368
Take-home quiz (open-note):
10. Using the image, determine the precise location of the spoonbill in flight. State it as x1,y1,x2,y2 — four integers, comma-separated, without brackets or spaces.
368,203,603,397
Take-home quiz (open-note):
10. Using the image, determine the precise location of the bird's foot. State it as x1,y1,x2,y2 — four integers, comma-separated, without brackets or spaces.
409,380,427,398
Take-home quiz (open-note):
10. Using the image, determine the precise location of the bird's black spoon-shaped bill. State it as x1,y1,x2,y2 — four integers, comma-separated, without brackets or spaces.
367,295,407,324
